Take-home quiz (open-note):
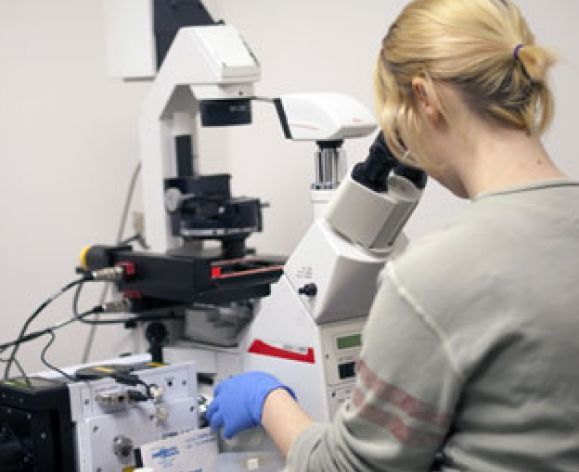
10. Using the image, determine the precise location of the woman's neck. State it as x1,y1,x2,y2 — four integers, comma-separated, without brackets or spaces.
456,125,567,199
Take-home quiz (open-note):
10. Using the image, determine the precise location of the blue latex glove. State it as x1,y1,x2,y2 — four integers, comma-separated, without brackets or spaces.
206,371,296,439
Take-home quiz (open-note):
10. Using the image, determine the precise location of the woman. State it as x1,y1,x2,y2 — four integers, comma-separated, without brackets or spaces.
207,0,579,470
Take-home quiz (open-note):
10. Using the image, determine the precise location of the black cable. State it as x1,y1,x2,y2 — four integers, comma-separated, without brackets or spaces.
82,162,142,363
40,330,77,382
74,278,182,326
72,282,83,318
78,314,183,325
0,309,99,353
0,304,177,388
0,354,31,386
73,281,178,325
139,380,157,400
3,276,86,380
108,371,156,400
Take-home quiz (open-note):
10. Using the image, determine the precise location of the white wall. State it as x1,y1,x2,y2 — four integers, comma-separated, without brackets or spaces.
0,0,150,374
1,0,578,374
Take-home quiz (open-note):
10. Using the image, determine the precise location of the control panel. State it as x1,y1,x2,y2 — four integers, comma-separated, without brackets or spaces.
320,319,365,416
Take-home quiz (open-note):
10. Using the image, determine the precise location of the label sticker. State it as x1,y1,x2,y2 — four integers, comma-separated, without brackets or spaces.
140,429,218,472
248,339,315,364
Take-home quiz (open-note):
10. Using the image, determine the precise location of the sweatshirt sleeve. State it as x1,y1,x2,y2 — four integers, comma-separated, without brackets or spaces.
286,263,463,472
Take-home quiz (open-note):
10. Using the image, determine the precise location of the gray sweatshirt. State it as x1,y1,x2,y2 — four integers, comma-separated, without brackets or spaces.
287,180,579,472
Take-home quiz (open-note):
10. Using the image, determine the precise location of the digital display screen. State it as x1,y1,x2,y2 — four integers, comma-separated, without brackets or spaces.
336,333,362,350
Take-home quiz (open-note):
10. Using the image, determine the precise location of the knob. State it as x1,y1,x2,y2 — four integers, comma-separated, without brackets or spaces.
298,283,317,297
113,435,134,458
164,187,184,213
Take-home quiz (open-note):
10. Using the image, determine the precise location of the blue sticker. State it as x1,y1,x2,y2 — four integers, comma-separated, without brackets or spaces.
152,447,180,459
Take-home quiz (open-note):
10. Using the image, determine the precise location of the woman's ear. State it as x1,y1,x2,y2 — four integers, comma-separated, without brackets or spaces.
412,77,441,125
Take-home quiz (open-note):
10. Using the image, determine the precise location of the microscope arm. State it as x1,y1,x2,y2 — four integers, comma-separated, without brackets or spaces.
141,24,259,253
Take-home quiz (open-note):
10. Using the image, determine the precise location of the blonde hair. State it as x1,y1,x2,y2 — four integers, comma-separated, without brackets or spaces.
375,0,557,168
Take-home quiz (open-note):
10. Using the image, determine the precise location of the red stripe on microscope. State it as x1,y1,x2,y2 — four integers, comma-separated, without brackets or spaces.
248,339,315,364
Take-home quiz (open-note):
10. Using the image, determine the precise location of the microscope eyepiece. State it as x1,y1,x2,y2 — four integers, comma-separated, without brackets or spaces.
393,163,428,190
351,132,398,192
352,132,427,192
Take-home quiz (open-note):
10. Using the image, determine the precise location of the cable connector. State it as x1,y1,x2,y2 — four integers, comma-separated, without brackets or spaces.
85,261,136,282
127,389,149,402
86,266,125,282
94,299,132,314
110,372,157,400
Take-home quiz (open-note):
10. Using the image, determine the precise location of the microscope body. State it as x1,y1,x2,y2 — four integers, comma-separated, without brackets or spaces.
243,132,426,421
92,9,427,430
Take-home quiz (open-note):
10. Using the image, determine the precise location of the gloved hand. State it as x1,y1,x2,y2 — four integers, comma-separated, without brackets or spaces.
206,371,295,439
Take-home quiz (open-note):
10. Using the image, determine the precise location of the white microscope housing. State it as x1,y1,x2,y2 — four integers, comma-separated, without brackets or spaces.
274,93,376,142
240,97,427,422
140,24,260,253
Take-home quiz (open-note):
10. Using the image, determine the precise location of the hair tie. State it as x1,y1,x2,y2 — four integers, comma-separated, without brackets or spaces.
513,44,525,60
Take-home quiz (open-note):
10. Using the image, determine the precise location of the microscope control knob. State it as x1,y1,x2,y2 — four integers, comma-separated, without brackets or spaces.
298,283,318,297
155,406,170,423
113,435,134,459
164,187,184,213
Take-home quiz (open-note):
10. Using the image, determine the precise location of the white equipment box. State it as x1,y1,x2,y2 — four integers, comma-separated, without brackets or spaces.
68,362,199,471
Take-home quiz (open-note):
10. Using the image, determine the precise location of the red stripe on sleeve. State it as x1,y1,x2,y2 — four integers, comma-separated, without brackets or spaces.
357,360,450,429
